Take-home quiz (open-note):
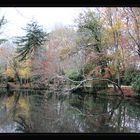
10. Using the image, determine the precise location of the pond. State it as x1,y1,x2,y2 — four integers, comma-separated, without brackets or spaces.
0,89,140,133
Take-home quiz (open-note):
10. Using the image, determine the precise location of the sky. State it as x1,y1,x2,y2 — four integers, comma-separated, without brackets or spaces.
0,7,88,39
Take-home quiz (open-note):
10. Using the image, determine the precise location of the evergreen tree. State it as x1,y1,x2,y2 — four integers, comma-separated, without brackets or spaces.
14,20,48,61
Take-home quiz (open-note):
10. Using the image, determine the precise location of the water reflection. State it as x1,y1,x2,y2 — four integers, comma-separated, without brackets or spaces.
0,89,140,133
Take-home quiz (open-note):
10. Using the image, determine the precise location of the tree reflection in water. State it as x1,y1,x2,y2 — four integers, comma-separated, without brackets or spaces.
0,89,140,133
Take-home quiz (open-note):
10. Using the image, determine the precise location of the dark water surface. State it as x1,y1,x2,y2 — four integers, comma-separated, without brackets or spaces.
0,89,140,133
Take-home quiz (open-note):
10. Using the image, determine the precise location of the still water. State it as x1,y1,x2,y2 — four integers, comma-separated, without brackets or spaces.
0,89,140,133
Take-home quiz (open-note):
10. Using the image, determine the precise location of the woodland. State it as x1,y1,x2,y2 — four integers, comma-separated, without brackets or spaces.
0,8,140,97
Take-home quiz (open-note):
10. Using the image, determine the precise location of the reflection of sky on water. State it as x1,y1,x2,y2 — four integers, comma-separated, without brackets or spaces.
0,122,21,133
0,90,140,132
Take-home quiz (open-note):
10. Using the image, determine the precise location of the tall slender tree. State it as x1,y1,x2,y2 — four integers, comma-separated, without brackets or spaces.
76,9,109,77
14,20,48,61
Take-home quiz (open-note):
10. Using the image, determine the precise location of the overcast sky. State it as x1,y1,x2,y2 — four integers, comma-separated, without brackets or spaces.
0,7,89,39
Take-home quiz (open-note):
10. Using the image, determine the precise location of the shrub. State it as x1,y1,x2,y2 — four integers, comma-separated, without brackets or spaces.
124,67,138,85
83,62,96,75
65,69,83,81
132,74,140,94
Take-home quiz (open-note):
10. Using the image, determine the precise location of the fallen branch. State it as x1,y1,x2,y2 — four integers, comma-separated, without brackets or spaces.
55,75,124,97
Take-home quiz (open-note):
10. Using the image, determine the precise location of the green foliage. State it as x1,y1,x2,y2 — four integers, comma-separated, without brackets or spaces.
123,66,138,85
65,69,83,81
83,62,96,75
132,75,140,94
14,20,48,61
76,9,104,53
76,9,108,75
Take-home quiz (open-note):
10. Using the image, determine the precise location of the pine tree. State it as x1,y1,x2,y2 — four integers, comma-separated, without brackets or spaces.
14,20,48,61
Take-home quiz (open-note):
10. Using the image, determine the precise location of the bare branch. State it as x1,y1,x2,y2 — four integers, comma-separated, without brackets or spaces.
54,75,124,97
